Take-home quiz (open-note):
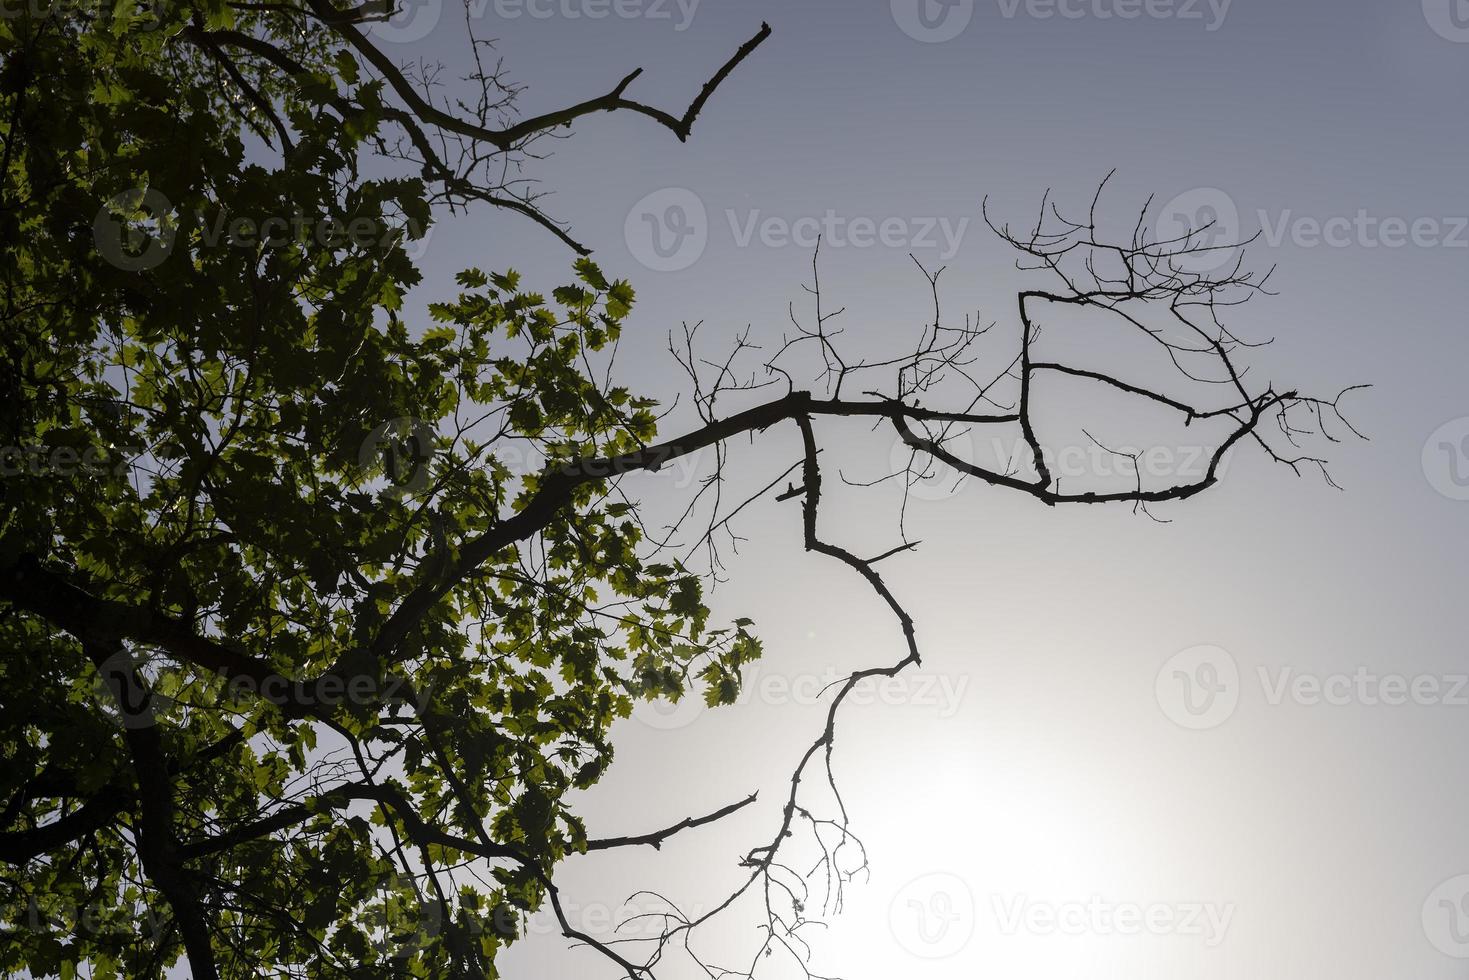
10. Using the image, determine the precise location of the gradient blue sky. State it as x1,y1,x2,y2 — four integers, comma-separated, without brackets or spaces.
364,2,1469,976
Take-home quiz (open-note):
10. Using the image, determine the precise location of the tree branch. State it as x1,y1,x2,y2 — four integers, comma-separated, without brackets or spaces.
585,792,758,852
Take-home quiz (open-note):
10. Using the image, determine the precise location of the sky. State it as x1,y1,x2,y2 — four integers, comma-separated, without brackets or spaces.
347,1,1469,977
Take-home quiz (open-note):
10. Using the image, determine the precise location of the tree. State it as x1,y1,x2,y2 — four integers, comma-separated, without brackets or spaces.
0,4,1363,979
